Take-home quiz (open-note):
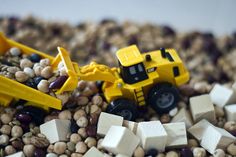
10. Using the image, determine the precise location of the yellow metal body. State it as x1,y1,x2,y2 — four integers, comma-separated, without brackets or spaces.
0,33,189,111
101,46,189,106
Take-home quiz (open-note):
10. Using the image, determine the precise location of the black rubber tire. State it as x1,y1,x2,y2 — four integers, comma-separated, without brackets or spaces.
148,82,179,114
106,98,138,121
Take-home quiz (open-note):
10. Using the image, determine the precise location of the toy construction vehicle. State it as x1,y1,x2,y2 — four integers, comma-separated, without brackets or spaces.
0,33,189,120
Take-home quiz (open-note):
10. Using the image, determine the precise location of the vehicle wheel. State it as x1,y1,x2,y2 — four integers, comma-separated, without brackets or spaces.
18,106,46,125
106,98,138,121
148,83,179,114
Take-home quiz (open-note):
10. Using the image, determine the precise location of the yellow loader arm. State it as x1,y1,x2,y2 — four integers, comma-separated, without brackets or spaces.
56,47,119,84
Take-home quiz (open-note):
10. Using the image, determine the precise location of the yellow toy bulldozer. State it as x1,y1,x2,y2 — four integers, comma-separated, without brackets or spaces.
0,33,189,120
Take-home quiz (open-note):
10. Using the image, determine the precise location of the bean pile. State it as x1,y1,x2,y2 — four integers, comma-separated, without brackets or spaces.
0,47,72,106
0,16,236,157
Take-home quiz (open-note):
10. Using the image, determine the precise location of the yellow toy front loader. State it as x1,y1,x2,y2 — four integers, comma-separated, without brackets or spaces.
0,33,189,121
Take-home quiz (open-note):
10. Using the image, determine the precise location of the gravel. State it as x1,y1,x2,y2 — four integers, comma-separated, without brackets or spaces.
0,16,236,157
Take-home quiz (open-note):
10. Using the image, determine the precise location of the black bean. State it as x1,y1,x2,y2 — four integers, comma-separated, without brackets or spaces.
180,147,193,157
33,76,44,85
86,125,97,137
16,113,32,124
145,148,158,157
49,75,68,90
70,119,79,133
25,79,37,89
34,148,46,157
30,53,41,62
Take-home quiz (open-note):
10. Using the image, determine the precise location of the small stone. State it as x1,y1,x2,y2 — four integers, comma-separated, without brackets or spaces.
23,144,35,157
49,75,68,89
75,142,87,154
59,110,72,120
34,66,43,76
169,107,178,117
193,147,206,157
54,142,67,155
59,67,67,76
92,95,103,106
40,58,50,67
37,79,49,93
4,145,16,155
213,149,225,157
73,109,87,121
20,58,33,69
71,153,83,157
156,153,165,157
57,61,64,69
227,142,236,156
15,71,29,82
84,137,97,148
77,80,87,91
24,67,35,78
9,47,21,56
188,139,199,148
224,121,236,132
90,105,101,114
46,153,58,157
160,114,171,123
67,142,75,152
56,92,70,105
30,53,41,62
22,137,31,145
1,113,12,124
133,146,145,157
7,66,20,74
76,116,88,128
41,66,53,79
214,106,225,118
88,81,98,93
11,125,23,138
47,144,54,153
77,96,89,106
166,151,179,157
0,134,9,146
70,133,82,144
0,125,11,135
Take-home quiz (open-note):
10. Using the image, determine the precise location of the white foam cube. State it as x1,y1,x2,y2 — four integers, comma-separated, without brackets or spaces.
6,152,25,157
225,104,236,121
210,84,236,108
97,112,124,136
190,94,215,122
136,121,167,152
40,119,70,143
116,154,129,157
200,125,236,154
171,108,193,129
188,119,214,141
163,122,187,148
123,120,138,133
83,147,104,157
102,126,140,156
